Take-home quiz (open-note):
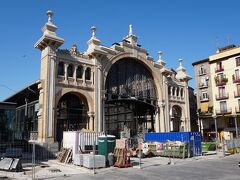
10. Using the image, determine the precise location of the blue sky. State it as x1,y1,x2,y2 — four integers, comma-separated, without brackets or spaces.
1,0,240,101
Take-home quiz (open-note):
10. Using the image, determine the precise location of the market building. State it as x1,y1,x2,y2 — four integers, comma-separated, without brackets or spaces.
192,45,240,141
2,11,193,149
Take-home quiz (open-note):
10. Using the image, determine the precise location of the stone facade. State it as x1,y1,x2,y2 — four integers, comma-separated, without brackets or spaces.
35,11,192,144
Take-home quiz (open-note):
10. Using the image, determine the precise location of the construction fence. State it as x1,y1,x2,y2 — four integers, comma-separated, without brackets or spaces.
225,138,240,154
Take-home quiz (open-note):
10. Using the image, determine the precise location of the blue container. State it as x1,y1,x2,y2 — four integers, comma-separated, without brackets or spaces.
144,132,202,156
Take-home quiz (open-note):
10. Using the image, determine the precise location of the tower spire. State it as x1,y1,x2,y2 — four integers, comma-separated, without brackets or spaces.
35,10,64,51
176,58,191,81
124,24,138,46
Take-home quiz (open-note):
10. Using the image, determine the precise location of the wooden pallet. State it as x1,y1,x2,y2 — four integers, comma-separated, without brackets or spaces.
114,148,132,168
57,148,72,163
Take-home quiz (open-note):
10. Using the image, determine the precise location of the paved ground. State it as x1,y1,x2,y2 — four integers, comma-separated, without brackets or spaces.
1,153,240,180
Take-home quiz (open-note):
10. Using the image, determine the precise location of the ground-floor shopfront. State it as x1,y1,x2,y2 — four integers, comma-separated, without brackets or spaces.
199,114,240,142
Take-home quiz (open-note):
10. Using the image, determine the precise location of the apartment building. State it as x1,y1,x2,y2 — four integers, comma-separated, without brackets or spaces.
193,45,240,141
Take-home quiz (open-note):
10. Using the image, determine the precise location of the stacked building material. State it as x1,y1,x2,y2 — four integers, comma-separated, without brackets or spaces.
82,154,106,168
73,154,83,166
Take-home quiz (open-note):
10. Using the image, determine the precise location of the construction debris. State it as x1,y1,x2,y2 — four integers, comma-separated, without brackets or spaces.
0,158,22,172
57,148,72,163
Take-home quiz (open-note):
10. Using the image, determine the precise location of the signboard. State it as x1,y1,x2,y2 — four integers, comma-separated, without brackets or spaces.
116,139,128,149
29,131,38,142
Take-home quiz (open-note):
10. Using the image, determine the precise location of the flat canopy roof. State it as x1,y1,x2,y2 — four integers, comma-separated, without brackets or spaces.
4,81,40,107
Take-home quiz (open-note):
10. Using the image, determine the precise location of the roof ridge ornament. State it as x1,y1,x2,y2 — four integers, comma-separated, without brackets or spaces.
91,26,96,38
123,24,138,46
178,58,183,67
47,10,53,23
129,24,133,36
156,51,166,66
175,58,191,81
158,51,162,60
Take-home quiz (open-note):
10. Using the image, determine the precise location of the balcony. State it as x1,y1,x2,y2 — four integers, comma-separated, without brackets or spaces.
200,95,209,102
199,82,208,89
215,66,224,73
232,74,240,83
234,91,240,98
214,76,228,86
198,107,213,117
216,108,232,115
199,69,206,76
215,93,229,100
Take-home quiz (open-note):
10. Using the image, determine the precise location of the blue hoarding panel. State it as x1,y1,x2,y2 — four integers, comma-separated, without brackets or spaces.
144,132,202,156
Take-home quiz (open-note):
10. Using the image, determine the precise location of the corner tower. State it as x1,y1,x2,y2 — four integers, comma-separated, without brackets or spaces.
35,11,64,143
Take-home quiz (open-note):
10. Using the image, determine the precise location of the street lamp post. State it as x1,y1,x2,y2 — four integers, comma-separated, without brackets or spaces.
212,114,218,141
233,114,239,138
197,112,201,133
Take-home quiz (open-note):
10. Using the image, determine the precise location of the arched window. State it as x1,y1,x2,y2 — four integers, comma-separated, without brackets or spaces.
76,66,83,79
176,87,180,96
180,88,184,97
68,64,74,77
85,67,91,80
172,87,175,96
58,62,64,76
168,86,171,95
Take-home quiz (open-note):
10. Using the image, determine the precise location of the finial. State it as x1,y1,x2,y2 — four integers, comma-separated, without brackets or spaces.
129,24,133,36
91,26,96,38
179,58,183,66
46,10,53,22
157,51,162,60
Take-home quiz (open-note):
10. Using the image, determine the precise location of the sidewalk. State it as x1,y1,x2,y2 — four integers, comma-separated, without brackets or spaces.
0,152,234,180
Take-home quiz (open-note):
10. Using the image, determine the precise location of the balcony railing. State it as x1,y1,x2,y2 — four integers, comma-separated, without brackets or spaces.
234,91,240,98
199,69,206,75
232,74,240,83
215,93,229,100
199,82,208,88
200,95,209,102
199,111,212,116
215,66,224,73
216,108,232,115
215,76,228,86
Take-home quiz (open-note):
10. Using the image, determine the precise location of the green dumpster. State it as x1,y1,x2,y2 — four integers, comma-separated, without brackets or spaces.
98,135,116,164
202,142,216,151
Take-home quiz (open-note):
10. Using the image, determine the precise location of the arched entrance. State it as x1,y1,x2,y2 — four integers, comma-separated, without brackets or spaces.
56,93,88,143
105,58,157,138
172,105,182,132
